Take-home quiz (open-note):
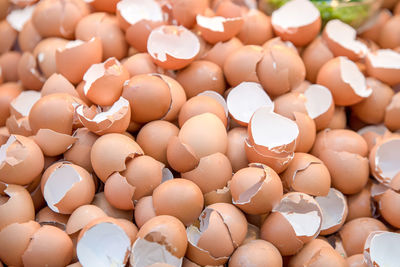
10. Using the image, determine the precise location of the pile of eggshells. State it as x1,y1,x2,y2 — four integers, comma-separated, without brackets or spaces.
0,0,400,266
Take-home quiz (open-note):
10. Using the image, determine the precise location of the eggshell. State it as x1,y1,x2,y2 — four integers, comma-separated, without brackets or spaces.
378,188,400,228
271,0,320,46
226,127,248,172
0,82,22,126
302,37,334,83
228,239,282,267
0,220,40,266
346,186,373,222
171,0,208,28
90,133,143,182
36,206,69,226
339,217,387,256
196,14,244,44
40,73,78,97
104,172,135,210
41,162,95,214
0,20,17,54
167,136,200,173
202,37,243,68
230,164,283,215
147,25,200,70
223,45,263,87
365,49,400,86
91,192,133,220
237,9,273,45
122,53,158,77
153,179,204,226
6,116,32,137
75,12,127,60
56,37,103,84
65,204,107,235
33,129,77,156
158,74,187,122
363,231,400,267
346,254,368,267
116,218,138,244
204,185,232,206
0,51,21,82
293,112,316,153
0,184,35,230
134,196,156,228
379,15,400,49
0,135,44,185
359,9,392,43
18,19,42,52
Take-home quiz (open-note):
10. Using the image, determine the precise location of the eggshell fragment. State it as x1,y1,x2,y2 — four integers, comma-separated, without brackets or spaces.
104,172,135,210
134,196,156,228
237,9,273,45
260,192,323,256
227,82,273,126
303,84,335,130
346,186,373,222
346,254,368,267
230,164,283,215
6,115,32,137
364,231,400,267
65,205,107,235
226,127,248,172
92,192,133,220
271,0,320,46
0,20,17,54
365,49,400,86
17,52,45,91
18,19,42,52
323,19,368,61
122,53,157,77
0,135,44,185
0,184,35,230
9,90,40,119
147,25,200,70
0,82,22,126
77,217,132,267
378,15,400,49
167,136,200,173
293,112,316,153
131,215,187,267
339,217,388,256
281,153,331,196
41,73,79,97
202,37,243,68
90,133,143,182
36,206,69,227
171,0,208,28
6,4,34,33
378,186,400,228
302,37,334,83
0,221,40,266
196,15,244,44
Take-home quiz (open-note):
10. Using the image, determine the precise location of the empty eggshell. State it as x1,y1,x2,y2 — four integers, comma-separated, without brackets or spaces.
131,215,188,267
226,127,248,172
346,185,373,222
202,37,243,68
33,129,77,156
378,186,400,228
18,19,42,52
293,112,316,153
17,52,45,91
359,9,392,43
346,254,368,267
0,135,44,185
303,84,334,130
91,192,133,220
147,25,200,70
322,19,368,61
9,90,40,119
364,231,400,267
104,172,135,210
36,206,69,227
230,164,283,215
365,49,400,86
171,0,208,28
237,9,273,45
0,51,21,82
302,37,334,83
0,82,22,126
134,196,156,228
196,14,244,44
378,15,400,49
0,20,17,54
65,204,107,235
122,53,158,77
41,73,79,97
271,0,321,46
260,192,323,256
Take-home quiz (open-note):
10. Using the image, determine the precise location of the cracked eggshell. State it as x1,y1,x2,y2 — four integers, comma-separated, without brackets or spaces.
104,172,135,210
134,196,156,228
227,127,248,172
0,20,17,54
378,186,400,228
92,192,133,221
364,231,400,267
202,37,243,68
346,186,372,222
260,192,323,256
204,186,232,206
152,179,204,226
303,84,334,130
359,9,392,43
346,254,367,267
131,215,187,267
293,112,316,153
0,220,40,267
0,184,35,230
365,49,400,86
136,120,179,166
273,91,307,120
122,53,158,77
18,19,42,53
230,164,283,215
17,52,45,91
32,0,89,39
317,57,372,106
0,51,21,82
167,136,200,173
384,92,400,131
36,206,69,227
339,217,388,256
181,152,232,194
322,19,368,61
176,60,225,99
0,83,22,126
379,15,400,49
228,239,282,267
352,77,394,124
41,162,95,214
41,73,79,97
315,188,347,235
302,37,334,83
76,96,131,135
90,133,143,182
281,153,331,197
64,128,98,173
10,90,40,119
33,38,69,78
6,115,32,137
157,74,187,122
271,0,320,47
237,9,273,45
77,217,132,267
179,94,227,128
66,205,107,235
33,129,77,156
0,135,44,185
83,57,129,106
171,0,208,28
257,44,305,97
147,25,200,70
122,74,172,123
223,45,263,87
56,37,103,84
227,82,274,126
196,15,244,44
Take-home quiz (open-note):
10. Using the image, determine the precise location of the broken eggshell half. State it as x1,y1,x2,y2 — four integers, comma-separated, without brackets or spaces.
365,49,400,86
196,14,244,44
364,231,400,267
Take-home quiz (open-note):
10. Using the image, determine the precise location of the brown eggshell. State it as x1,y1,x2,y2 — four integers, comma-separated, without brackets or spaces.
36,206,69,226
147,25,200,70
0,20,17,54
33,129,77,156
385,92,400,131
347,254,368,267
359,9,392,43
75,12,127,60
90,133,143,182
378,188,400,228
153,179,204,226
237,9,273,45
116,218,138,244
0,135,44,185
271,0,321,47
182,152,232,194
167,136,200,173
226,127,248,172
122,53,158,77
339,217,388,256
136,120,179,166
230,164,283,215
171,0,208,28
379,15,400,49
65,205,107,235
134,196,156,228
122,74,171,123
56,37,103,84
0,82,22,126
17,52,45,91
365,49,400,86
202,37,243,68
0,51,21,82
0,184,35,230
92,192,133,220
41,73,78,97
64,128,98,173
293,112,316,153
6,115,32,136
33,38,69,78
223,45,263,87
18,19,42,52
302,37,334,83
104,172,135,210
204,186,232,206
273,91,307,120
281,153,331,196
0,220,40,266
41,162,95,214
196,15,244,44
228,239,282,267
0,127,9,145
158,74,187,122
